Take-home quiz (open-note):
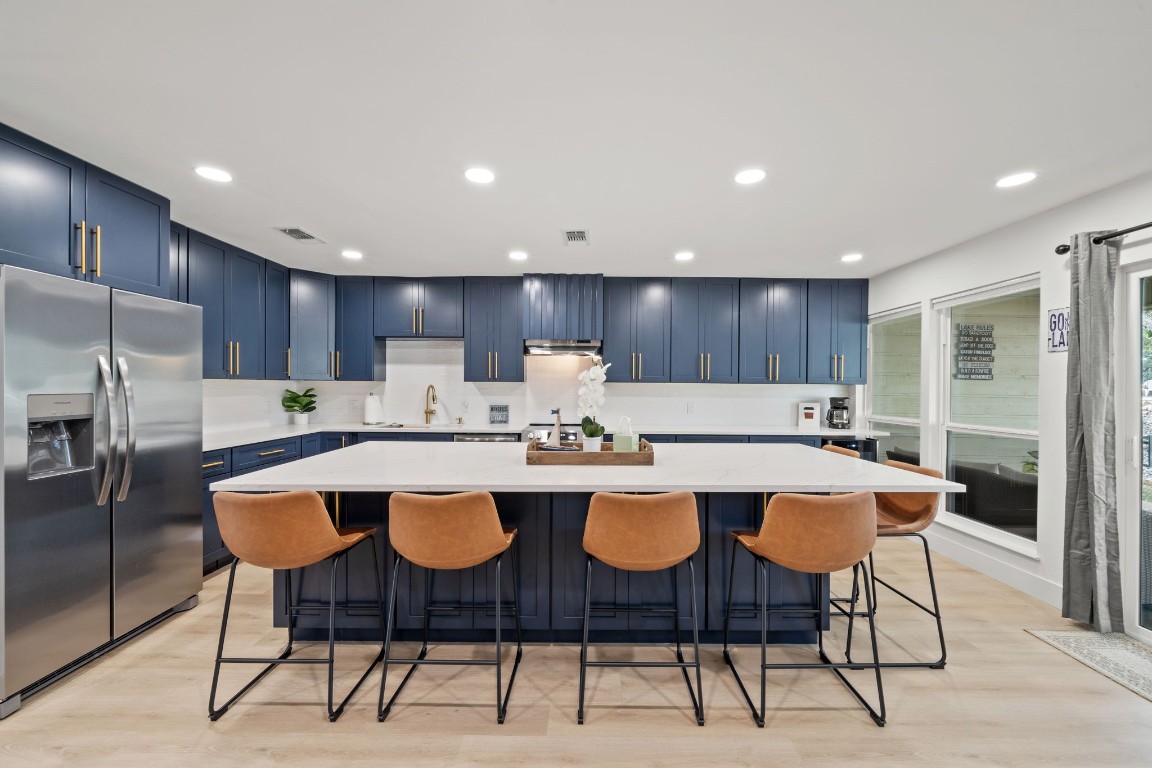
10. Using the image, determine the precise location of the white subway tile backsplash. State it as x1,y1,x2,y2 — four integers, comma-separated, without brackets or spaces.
203,339,854,432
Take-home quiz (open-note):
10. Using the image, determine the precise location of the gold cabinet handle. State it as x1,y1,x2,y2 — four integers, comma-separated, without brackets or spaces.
638,352,643,380
286,348,292,378
831,354,837,380
227,341,234,375
336,350,341,379
488,351,492,379
700,352,704,381
328,350,333,378
495,351,499,379
202,460,224,469
341,435,346,448
258,448,285,457
419,306,424,335
412,306,417,334
631,352,636,380
235,342,240,376
76,219,87,272
706,352,711,381
93,224,102,276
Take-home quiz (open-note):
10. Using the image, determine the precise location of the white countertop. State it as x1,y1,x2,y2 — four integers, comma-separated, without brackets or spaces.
210,441,960,494
203,422,884,452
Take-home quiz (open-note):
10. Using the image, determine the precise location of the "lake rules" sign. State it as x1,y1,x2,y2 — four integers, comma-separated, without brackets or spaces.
955,323,994,380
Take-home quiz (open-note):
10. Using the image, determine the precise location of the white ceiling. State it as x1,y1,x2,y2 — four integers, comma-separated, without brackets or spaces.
2,1,1151,278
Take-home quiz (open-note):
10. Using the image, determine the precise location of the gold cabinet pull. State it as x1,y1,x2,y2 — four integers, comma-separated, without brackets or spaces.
336,350,341,378
328,350,333,378
487,351,492,379
235,342,240,376
631,352,636,380
638,352,643,380
706,352,711,381
286,348,292,378
831,354,837,380
202,460,224,469
341,435,346,448
258,448,285,457
495,351,499,379
227,341,234,375
76,219,87,272
412,306,417,334
700,352,704,381
93,224,102,276
419,306,424,335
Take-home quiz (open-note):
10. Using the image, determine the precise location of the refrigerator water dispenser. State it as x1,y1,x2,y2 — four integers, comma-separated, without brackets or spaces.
27,394,94,478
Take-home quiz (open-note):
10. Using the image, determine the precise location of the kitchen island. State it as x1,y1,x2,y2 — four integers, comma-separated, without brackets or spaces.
211,441,962,644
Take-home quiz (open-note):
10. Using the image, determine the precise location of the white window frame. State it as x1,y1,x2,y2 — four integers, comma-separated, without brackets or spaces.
930,276,1041,558
866,305,923,464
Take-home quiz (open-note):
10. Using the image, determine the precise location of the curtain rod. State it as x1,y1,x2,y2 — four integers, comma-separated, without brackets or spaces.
1054,220,1152,254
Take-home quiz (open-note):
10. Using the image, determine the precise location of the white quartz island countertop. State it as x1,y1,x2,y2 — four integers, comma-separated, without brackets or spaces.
210,441,962,495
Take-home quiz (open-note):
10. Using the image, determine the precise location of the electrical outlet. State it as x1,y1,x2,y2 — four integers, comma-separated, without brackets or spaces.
686,402,695,415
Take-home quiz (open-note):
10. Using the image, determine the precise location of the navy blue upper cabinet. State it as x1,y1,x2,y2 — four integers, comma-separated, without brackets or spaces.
290,269,336,380
169,223,188,302
228,249,266,380
465,277,524,382
603,278,671,383
670,278,739,383
372,277,463,337
0,124,85,279
187,232,265,379
265,261,290,380
739,279,808,384
806,279,868,384
0,125,169,297
523,273,603,340
83,166,170,298
336,276,376,381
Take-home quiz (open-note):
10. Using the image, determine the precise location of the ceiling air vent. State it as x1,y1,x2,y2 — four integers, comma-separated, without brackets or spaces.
275,227,327,244
564,230,589,245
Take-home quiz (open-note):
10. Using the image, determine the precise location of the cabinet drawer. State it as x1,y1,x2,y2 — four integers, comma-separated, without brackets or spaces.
232,437,301,471
201,449,231,478
231,455,297,477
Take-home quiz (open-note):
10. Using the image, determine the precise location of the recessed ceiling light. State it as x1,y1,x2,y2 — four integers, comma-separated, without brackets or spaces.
509,250,528,261
841,253,863,263
465,167,495,184
195,166,233,183
342,250,363,260
674,251,695,262
995,171,1037,188
734,168,766,185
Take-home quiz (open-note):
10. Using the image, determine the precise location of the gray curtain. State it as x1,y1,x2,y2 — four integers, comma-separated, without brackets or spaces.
1063,231,1124,631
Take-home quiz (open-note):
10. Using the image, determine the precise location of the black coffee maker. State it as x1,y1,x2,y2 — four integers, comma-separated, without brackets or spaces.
826,397,851,429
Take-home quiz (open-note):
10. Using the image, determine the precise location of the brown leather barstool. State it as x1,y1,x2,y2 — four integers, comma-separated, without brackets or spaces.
722,491,885,727
870,460,947,668
379,491,522,724
822,444,861,459
579,491,704,726
209,490,385,722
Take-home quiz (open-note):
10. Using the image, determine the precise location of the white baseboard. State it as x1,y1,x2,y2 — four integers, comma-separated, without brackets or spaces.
924,528,1063,608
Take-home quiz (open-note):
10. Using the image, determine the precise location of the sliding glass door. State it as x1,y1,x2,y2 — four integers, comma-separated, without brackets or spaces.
1122,269,1152,643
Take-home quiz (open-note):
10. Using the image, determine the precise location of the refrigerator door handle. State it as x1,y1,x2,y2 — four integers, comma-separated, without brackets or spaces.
115,356,138,502
96,355,118,506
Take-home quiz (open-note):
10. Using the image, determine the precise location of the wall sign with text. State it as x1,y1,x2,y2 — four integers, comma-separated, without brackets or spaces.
955,323,994,380
1047,307,1069,352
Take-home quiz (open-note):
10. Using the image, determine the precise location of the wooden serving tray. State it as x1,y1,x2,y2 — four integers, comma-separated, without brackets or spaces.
526,438,654,465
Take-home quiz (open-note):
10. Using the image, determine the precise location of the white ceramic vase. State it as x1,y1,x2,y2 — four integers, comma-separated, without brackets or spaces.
582,436,603,452
292,412,309,425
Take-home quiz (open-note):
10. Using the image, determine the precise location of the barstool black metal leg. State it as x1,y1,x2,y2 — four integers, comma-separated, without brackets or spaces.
758,558,768,727
859,560,886,725
208,558,240,720
722,537,739,657
495,552,505,723
578,555,593,725
686,557,705,726
497,541,524,722
868,533,948,668
919,534,948,668
378,555,405,722
672,561,684,659
326,551,343,720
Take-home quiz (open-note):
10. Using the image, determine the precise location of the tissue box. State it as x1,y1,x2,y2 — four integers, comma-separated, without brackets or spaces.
612,433,639,452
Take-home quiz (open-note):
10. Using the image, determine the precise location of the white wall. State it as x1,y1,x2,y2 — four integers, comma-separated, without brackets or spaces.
204,340,854,433
869,170,1152,607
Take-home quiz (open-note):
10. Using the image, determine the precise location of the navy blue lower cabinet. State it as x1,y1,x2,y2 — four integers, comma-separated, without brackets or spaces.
550,493,630,632
705,493,827,633
674,435,748,444
749,435,821,448
473,493,550,631
625,493,707,631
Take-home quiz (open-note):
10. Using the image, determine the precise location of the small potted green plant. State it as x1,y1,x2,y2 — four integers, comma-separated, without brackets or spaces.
282,387,317,425
581,415,606,451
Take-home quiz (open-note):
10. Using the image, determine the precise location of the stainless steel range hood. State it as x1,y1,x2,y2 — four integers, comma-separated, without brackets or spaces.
524,339,602,356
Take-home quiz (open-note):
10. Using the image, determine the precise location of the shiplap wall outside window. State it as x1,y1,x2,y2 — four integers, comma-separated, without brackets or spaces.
869,311,921,462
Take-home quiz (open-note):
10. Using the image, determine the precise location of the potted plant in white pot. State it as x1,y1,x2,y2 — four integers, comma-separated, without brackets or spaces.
282,387,317,425
577,361,610,451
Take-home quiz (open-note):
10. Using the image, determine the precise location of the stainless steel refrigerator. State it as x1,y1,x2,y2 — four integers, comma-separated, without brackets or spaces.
0,266,202,717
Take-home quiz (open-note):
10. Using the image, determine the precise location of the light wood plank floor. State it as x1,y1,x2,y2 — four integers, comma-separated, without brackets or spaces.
2,539,1151,767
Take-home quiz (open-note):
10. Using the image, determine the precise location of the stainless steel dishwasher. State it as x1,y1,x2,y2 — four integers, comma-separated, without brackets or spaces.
452,433,520,443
